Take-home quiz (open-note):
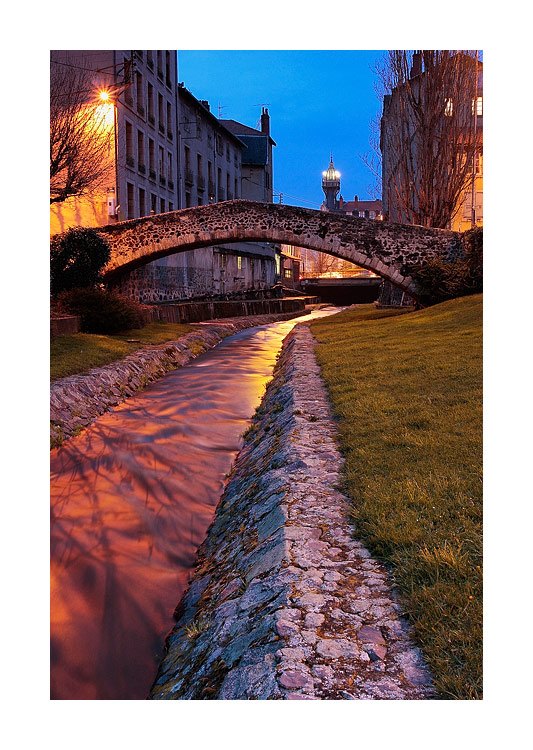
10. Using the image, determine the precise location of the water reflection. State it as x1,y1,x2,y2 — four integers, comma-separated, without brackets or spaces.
50,307,341,700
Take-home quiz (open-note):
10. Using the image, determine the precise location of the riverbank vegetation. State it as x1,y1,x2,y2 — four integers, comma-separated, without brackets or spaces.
311,295,482,699
51,322,195,381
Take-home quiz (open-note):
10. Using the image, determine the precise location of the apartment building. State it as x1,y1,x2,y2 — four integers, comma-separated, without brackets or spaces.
380,51,483,232
113,87,279,302
50,50,179,235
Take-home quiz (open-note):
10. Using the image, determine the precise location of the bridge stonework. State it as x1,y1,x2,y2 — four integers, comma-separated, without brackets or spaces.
97,200,462,299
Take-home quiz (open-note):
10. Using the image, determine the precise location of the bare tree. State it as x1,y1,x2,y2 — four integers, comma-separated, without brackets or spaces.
50,53,114,204
378,50,481,228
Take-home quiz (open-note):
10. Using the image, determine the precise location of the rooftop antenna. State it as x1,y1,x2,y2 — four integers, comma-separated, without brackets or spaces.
217,102,228,119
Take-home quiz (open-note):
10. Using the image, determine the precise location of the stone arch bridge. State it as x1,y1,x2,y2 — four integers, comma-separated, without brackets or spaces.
97,200,462,299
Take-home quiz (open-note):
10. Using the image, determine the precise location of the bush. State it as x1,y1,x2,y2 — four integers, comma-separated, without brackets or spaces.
57,288,145,334
407,226,483,306
51,227,110,296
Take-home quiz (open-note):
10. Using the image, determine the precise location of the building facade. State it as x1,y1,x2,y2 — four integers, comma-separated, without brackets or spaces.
50,50,180,235
51,52,280,302
380,51,483,232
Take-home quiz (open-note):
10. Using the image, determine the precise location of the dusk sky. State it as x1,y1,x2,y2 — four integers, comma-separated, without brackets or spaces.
177,50,385,208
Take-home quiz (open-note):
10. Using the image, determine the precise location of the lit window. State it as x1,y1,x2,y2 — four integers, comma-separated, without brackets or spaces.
237,256,242,270
284,269,292,279
472,96,483,116
444,98,453,116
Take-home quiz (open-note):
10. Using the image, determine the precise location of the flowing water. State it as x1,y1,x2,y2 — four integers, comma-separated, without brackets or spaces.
50,306,341,700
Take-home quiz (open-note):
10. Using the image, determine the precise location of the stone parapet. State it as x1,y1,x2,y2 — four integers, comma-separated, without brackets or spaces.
150,324,435,700
50,310,305,449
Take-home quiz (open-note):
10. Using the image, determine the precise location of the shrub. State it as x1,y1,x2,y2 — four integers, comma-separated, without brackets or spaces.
407,226,483,306
50,227,110,296
57,288,145,334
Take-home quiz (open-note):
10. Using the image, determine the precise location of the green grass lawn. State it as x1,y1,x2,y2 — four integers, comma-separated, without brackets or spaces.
311,295,482,699
51,322,195,381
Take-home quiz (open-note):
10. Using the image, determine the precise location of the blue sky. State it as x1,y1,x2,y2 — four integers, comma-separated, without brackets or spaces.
177,51,385,208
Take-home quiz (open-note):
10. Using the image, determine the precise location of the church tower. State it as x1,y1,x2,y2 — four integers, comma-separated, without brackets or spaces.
321,154,341,211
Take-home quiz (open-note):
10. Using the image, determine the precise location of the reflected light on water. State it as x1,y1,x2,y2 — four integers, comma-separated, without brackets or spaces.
50,308,340,699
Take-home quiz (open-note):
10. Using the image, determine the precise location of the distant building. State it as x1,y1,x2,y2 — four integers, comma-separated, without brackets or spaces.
342,195,383,220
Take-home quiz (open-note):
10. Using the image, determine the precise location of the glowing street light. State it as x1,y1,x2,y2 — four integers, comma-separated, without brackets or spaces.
98,90,111,102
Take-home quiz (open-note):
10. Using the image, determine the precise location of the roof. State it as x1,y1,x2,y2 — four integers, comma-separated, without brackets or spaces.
343,199,383,213
177,86,246,148
220,119,277,147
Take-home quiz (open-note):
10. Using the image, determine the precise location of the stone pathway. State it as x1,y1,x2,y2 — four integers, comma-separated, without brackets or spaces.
150,324,435,700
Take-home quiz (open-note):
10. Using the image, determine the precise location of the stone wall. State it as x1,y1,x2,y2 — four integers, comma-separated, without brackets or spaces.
149,325,435,700
50,309,305,448
97,200,463,300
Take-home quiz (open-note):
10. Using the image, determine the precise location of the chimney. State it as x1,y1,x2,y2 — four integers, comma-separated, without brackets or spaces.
199,100,210,112
260,107,270,136
410,51,422,78
354,194,358,203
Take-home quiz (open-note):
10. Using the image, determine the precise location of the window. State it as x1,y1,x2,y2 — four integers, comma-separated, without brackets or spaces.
147,83,154,123
125,121,134,164
151,193,157,213
167,151,173,185
234,178,238,199
165,51,171,87
157,51,163,79
444,98,453,116
137,130,145,170
160,198,166,213
148,138,155,176
158,145,164,175
226,145,230,162
472,96,483,116
284,269,292,279
136,72,144,113
220,253,226,269
139,188,146,217
166,101,172,134
237,256,242,271
475,153,483,175
158,94,164,132
127,182,135,218
168,201,174,212
185,192,191,207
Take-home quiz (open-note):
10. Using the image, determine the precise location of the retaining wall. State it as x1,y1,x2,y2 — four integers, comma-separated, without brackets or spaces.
149,324,435,700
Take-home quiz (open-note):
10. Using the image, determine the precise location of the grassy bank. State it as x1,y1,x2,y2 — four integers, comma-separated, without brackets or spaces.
311,295,482,699
51,322,195,381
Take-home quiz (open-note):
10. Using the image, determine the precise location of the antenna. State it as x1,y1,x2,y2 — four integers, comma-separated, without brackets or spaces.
217,102,227,118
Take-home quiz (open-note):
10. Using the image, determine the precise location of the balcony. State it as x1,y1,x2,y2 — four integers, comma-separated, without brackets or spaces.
166,76,172,90
184,169,194,186
149,168,156,181
167,129,173,141
148,114,155,126
208,180,216,196
138,163,146,175
126,155,135,168
158,122,165,135
197,175,206,191
159,175,166,187
157,68,164,81
168,179,174,191
125,92,133,106
137,105,145,117
147,57,154,71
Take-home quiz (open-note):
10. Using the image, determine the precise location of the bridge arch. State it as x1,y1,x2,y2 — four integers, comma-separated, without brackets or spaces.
96,200,461,299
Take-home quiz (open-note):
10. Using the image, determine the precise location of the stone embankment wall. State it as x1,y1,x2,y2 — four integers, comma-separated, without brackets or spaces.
50,310,304,448
150,325,435,700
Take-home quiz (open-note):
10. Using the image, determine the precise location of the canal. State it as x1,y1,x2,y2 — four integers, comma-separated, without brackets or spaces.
50,306,341,700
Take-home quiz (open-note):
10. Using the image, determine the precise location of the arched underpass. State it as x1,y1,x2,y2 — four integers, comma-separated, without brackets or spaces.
96,200,462,300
